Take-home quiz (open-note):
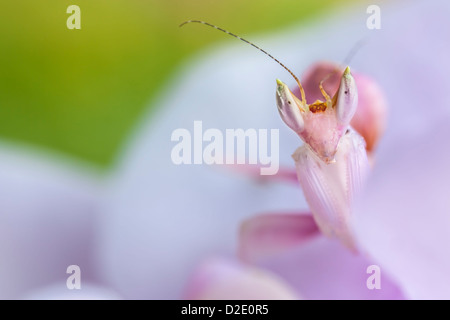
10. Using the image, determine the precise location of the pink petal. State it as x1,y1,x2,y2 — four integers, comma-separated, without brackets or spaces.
223,164,299,185
353,123,450,299
349,0,450,299
300,61,341,105
259,236,405,300
239,213,319,263
183,257,299,300
350,74,387,152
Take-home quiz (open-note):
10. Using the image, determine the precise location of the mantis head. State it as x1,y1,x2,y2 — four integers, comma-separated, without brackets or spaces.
276,66,358,163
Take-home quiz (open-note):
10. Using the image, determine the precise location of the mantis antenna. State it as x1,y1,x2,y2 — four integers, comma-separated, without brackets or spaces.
180,20,306,103
342,38,368,67
318,38,368,101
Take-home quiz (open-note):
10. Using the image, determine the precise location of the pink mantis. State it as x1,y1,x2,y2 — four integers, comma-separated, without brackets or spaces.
181,20,386,252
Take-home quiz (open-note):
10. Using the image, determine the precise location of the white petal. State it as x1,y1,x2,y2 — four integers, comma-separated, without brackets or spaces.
0,143,103,299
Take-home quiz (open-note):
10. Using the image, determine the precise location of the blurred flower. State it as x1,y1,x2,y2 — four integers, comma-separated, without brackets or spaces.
0,143,107,299
239,212,404,299
239,213,319,262
183,257,299,300
353,120,450,300
23,283,121,300
1,0,450,300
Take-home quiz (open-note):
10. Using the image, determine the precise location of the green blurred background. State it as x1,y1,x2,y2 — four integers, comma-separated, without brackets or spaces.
0,0,356,169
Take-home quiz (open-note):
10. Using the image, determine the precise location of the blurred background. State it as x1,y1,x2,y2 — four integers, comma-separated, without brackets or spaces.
3,0,450,301
0,0,360,169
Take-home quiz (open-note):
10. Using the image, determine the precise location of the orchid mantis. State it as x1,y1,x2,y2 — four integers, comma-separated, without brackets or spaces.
180,20,372,251
276,67,369,250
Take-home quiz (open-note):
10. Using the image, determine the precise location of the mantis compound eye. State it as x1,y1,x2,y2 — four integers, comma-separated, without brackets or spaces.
335,66,358,125
276,79,305,134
